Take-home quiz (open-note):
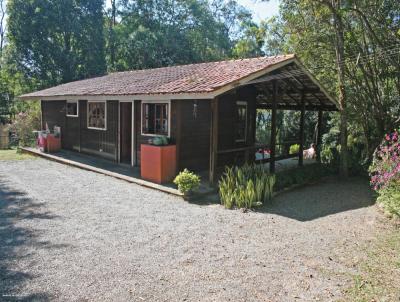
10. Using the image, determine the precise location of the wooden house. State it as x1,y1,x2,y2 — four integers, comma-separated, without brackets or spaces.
20,55,337,183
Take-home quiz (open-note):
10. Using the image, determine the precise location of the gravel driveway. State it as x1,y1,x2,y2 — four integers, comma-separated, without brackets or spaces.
0,158,383,302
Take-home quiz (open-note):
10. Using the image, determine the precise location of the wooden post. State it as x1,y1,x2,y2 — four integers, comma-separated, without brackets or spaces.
175,100,182,171
316,109,323,162
299,91,305,166
209,98,219,184
270,80,278,173
40,100,44,130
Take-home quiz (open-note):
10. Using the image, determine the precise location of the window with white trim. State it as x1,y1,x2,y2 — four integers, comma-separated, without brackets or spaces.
66,100,78,117
235,101,247,142
87,101,106,130
142,103,169,136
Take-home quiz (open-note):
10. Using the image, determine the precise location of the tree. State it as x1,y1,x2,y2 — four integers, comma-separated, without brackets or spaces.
105,0,117,71
319,0,348,177
262,0,400,171
0,0,5,58
6,0,106,88
109,0,252,70
232,19,265,58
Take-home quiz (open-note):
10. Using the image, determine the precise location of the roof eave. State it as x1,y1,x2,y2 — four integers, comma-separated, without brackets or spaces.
18,91,218,102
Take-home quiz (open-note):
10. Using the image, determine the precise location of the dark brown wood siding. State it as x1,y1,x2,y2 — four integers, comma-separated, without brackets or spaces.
134,101,177,166
217,86,257,167
176,99,211,172
41,100,66,146
64,106,80,151
41,101,66,130
79,100,119,161
41,100,119,161
133,100,210,172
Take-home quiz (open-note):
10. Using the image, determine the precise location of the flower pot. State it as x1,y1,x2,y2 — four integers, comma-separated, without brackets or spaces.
140,144,176,184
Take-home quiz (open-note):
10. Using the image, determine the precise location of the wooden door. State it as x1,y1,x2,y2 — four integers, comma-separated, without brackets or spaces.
120,102,132,164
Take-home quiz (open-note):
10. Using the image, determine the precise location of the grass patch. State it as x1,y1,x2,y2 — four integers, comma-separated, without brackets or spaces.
341,228,400,301
0,149,35,160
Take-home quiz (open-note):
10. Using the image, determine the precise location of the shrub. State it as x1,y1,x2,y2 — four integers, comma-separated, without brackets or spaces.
369,130,400,190
174,169,201,195
10,104,41,147
289,144,299,155
369,130,400,217
219,164,275,209
377,181,400,218
275,163,333,191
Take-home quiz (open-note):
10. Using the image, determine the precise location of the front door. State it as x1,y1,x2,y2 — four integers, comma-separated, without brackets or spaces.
120,102,132,164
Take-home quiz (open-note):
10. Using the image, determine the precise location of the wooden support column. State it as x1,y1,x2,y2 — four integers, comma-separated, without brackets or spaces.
270,80,278,173
299,91,305,166
316,109,323,162
209,97,219,185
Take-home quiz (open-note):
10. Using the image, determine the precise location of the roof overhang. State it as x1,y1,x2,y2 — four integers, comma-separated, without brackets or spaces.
19,56,338,110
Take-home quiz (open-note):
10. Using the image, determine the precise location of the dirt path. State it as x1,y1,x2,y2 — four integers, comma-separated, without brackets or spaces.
0,159,387,301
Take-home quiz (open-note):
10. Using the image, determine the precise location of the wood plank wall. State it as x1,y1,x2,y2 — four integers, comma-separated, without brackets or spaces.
217,86,257,167
42,100,119,161
175,99,211,172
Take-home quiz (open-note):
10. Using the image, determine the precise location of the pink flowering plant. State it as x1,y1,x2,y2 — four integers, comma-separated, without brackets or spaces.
369,130,400,190
369,129,400,217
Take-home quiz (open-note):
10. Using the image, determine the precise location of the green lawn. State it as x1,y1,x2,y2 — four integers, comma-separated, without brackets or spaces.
0,149,35,160
342,227,400,301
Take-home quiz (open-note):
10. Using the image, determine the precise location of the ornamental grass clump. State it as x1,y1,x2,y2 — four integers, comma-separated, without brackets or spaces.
174,169,201,195
369,130,400,217
219,164,275,209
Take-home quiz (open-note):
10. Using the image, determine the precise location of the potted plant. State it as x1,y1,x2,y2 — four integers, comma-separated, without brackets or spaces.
141,136,176,184
173,169,201,199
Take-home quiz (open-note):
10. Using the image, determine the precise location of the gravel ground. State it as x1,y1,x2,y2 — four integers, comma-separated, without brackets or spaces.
0,158,384,302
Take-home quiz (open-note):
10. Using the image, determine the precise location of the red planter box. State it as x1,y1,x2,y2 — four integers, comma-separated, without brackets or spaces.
46,134,61,153
141,144,176,184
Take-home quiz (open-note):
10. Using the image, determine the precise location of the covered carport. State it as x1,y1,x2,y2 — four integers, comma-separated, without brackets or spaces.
209,58,338,183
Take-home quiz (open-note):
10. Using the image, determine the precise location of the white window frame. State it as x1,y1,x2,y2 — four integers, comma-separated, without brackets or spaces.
141,100,171,137
87,100,107,131
66,100,79,117
235,101,248,143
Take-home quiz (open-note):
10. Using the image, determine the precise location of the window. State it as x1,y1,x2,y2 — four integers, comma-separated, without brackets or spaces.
87,101,106,130
235,101,247,142
66,101,78,117
142,102,169,136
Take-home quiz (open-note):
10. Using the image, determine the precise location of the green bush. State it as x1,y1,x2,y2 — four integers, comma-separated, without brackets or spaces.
289,144,300,155
275,163,333,191
219,164,275,209
10,103,41,147
173,169,201,195
377,181,400,218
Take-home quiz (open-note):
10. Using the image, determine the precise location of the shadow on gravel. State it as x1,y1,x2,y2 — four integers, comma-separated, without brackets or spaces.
0,180,59,301
260,178,376,221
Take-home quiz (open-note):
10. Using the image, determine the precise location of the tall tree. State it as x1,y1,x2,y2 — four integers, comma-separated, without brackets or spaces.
320,0,348,177
105,0,117,71
263,0,400,169
110,0,250,70
6,0,106,88
0,0,5,58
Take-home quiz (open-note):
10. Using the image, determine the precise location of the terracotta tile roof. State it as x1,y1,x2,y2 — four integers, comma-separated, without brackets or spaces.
20,55,295,99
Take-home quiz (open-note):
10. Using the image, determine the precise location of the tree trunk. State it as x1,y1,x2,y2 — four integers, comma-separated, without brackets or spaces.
109,0,117,70
329,0,348,177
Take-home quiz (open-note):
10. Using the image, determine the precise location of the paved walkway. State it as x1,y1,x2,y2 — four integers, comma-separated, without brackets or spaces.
0,158,382,301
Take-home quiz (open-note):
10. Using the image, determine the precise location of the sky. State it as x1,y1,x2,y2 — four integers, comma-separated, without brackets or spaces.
1,0,280,30
238,0,280,22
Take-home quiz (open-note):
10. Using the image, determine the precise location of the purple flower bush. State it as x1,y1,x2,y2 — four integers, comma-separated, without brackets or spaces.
369,129,400,217
369,130,400,190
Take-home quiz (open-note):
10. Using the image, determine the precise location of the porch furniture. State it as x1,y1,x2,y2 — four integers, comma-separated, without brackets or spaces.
140,144,176,184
